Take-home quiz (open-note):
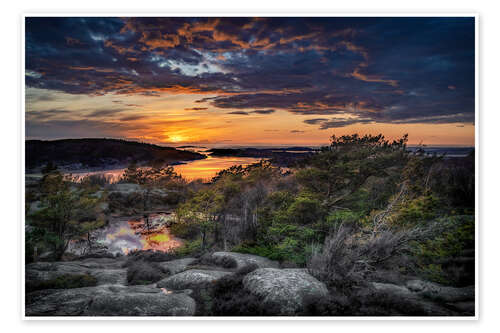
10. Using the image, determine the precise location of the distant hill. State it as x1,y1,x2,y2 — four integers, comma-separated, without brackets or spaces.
26,138,206,170
207,147,317,167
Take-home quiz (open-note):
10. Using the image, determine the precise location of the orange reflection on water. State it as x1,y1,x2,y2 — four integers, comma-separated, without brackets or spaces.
99,214,183,254
127,217,183,252
173,156,263,180
70,155,264,182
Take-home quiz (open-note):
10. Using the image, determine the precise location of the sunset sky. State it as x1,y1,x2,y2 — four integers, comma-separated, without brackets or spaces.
25,17,475,146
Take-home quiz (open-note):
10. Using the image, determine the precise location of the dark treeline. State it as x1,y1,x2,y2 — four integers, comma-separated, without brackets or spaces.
26,138,205,170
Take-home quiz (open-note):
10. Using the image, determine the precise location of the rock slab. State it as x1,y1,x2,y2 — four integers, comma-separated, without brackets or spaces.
26,284,195,316
157,258,196,275
211,252,279,269
156,269,231,290
243,268,328,315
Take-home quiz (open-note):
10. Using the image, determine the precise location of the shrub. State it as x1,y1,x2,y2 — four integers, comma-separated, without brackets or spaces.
393,195,441,226
170,220,199,239
285,192,324,225
126,260,166,285
26,274,97,293
412,215,475,286
173,238,204,257
79,174,113,187
325,210,362,231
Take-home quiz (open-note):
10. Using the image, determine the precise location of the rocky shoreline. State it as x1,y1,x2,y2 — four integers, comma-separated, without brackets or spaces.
25,252,475,317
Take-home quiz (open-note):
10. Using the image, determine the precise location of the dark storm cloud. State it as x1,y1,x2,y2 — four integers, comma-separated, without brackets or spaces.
318,118,373,129
25,17,475,127
226,109,275,115
304,118,328,125
227,111,250,115
184,107,209,111
251,109,275,114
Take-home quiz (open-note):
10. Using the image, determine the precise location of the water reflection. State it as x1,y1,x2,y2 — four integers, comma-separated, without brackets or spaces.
71,155,264,182
173,155,264,180
69,213,183,255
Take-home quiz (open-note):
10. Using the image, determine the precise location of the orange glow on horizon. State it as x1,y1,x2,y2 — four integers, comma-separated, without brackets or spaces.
26,88,475,147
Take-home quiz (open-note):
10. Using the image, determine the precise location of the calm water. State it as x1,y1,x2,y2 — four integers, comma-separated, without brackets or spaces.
68,213,183,255
71,155,264,182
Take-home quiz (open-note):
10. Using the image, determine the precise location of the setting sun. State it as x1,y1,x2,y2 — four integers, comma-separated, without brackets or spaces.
168,135,185,143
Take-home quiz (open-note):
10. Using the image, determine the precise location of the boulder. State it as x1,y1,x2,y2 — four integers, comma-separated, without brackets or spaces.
26,284,196,316
371,282,413,295
157,258,196,275
156,269,231,290
26,259,127,286
26,285,114,316
445,301,475,315
87,292,195,316
406,280,475,303
211,252,279,270
242,268,328,315
370,282,455,316
91,269,127,285
76,257,125,269
26,262,87,282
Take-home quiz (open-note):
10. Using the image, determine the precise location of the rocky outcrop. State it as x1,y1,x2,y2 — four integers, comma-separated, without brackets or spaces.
406,280,475,303
87,290,195,316
26,258,127,286
156,269,231,290
157,258,196,275
242,268,328,315
371,281,474,316
26,284,196,316
211,252,279,270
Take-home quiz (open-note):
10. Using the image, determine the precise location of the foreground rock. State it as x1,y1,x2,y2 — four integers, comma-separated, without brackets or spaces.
371,282,473,316
157,258,196,275
87,291,195,316
406,280,475,303
243,268,328,315
157,269,231,290
211,252,279,270
26,284,195,316
26,258,127,286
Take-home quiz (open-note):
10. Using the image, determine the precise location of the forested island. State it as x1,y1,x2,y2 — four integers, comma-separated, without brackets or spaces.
24,134,475,316
26,138,206,171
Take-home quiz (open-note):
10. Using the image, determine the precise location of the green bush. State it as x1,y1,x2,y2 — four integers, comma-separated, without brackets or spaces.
325,210,362,230
170,220,199,239
285,192,324,225
412,215,474,285
394,195,441,226
174,238,203,257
